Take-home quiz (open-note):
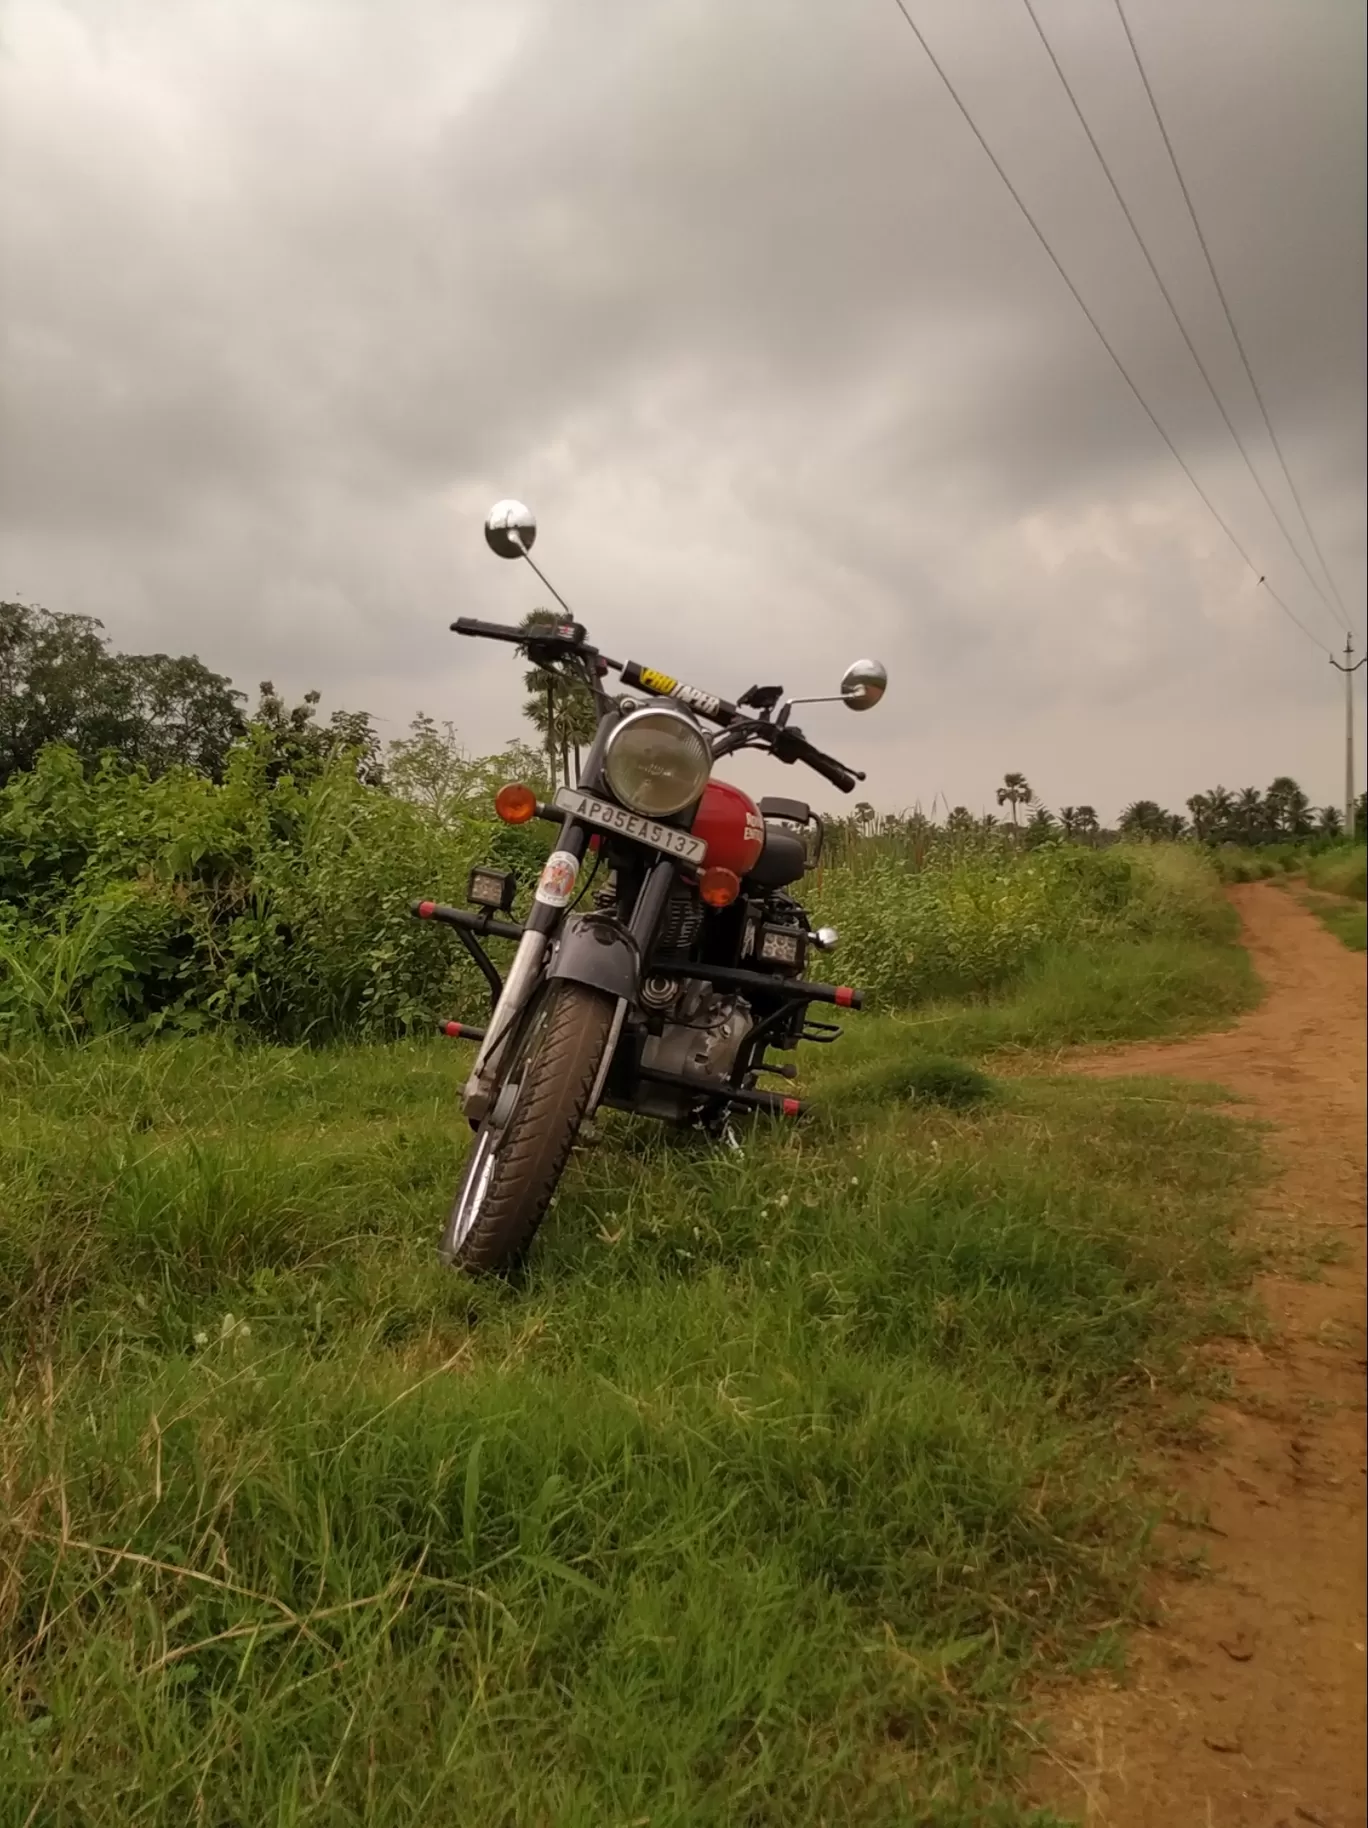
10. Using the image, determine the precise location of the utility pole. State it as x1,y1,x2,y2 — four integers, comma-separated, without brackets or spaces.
1329,634,1367,838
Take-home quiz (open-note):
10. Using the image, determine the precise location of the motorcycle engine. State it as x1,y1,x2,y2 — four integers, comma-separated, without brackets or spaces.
635,984,754,1122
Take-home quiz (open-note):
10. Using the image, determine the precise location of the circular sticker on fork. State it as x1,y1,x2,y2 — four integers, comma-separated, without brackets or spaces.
535,850,581,908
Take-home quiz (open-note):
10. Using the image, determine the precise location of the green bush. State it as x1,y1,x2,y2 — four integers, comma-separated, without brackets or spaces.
1,745,1235,1039
812,839,1230,1008
0,743,550,1042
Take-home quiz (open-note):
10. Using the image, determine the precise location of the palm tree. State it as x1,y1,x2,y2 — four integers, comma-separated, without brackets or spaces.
1058,805,1083,840
1185,792,1213,842
1074,805,1100,845
1265,775,1312,839
520,609,598,791
1119,800,1171,839
1023,804,1057,847
1234,787,1265,845
996,772,1033,834
1206,785,1235,841
1316,805,1343,837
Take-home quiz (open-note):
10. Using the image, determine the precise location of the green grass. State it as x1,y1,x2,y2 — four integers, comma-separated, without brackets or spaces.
1301,892,1368,953
1304,844,1367,902
1286,844,1367,951
0,936,1262,1826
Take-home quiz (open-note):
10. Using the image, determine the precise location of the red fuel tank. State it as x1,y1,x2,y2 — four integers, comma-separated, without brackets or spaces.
690,778,765,877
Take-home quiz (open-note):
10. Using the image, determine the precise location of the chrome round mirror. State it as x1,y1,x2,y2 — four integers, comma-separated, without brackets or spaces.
484,499,536,560
840,658,887,711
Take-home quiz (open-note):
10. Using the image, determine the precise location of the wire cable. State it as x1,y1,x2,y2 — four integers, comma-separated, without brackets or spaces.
1022,0,1347,641
1113,0,1355,629
887,0,1334,655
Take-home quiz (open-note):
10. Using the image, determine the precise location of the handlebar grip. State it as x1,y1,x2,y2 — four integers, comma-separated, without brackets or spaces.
778,731,863,793
450,617,528,643
801,749,861,794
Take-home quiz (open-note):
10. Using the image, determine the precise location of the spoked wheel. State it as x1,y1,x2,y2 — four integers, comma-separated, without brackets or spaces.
440,981,617,1275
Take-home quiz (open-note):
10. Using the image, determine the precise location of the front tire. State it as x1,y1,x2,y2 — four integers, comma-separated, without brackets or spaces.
440,981,617,1275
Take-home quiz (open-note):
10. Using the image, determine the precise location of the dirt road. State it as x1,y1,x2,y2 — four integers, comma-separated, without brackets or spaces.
1033,883,1367,1828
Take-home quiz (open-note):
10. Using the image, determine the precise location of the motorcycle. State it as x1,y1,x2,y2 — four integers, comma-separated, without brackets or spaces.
413,499,888,1274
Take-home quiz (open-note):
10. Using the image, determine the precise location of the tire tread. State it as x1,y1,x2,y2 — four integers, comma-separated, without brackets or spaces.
452,983,615,1273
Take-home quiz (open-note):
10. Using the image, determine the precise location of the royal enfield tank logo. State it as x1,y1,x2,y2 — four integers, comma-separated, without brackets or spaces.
535,850,581,908
744,810,765,848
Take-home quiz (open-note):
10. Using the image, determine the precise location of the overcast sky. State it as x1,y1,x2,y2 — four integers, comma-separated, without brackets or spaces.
2,0,1364,820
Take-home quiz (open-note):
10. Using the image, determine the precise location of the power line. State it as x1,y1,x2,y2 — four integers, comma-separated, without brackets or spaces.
886,0,1333,656
1112,0,1356,631
1021,0,1348,643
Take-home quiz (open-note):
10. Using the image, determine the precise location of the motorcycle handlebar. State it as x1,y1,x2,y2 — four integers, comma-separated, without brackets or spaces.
619,660,742,727
451,616,532,645
616,662,863,791
777,732,863,794
454,628,862,792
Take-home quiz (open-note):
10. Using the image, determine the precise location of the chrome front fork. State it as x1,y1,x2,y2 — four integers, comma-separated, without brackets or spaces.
462,928,548,1124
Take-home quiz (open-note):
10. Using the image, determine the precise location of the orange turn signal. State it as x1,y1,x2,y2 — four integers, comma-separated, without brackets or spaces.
494,783,538,825
698,866,742,909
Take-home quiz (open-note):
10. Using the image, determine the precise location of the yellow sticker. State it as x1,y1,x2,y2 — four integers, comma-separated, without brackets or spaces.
638,666,677,695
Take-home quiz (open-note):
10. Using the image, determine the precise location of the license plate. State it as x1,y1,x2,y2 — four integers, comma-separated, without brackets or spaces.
554,788,709,866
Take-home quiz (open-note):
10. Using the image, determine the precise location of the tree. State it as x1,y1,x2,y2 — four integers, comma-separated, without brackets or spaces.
251,682,383,787
945,805,977,835
519,609,598,792
118,651,250,779
1,599,245,784
995,772,1033,834
1206,785,1235,841
853,801,876,834
387,714,552,819
1315,805,1343,837
1264,775,1312,839
1119,799,1172,839
1023,804,1057,847
1057,804,1100,844
1185,792,1213,841
386,714,478,821
1234,786,1265,845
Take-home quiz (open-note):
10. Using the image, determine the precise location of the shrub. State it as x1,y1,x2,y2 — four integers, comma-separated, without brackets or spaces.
1,746,1235,1038
0,743,550,1041
812,840,1229,1009
1306,846,1367,901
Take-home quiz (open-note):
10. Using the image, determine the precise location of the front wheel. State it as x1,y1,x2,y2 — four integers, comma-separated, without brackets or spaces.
440,981,617,1275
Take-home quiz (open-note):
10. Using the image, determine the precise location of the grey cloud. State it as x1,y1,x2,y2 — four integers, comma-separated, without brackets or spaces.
1,0,1362,822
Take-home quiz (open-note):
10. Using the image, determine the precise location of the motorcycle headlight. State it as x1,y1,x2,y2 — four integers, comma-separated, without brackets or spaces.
602,706,712,818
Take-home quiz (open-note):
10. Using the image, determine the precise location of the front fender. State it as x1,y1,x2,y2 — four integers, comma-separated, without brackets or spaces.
545,914,642,1001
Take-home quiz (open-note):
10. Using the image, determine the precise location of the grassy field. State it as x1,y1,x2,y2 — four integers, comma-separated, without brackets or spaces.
1304,844,1368,901
0,927,1262,1827
1297,846,1367,953
1300,895,1367,953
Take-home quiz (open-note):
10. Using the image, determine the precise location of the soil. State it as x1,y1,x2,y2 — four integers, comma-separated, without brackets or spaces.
1030,882,1367,1828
